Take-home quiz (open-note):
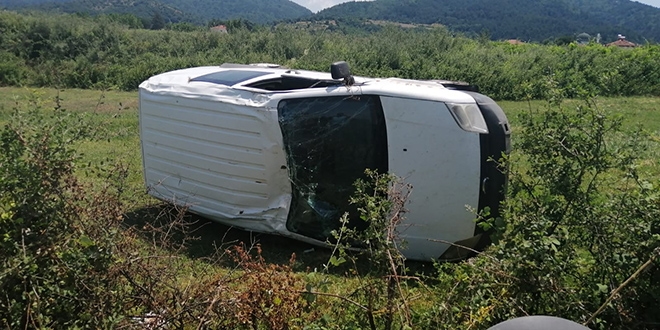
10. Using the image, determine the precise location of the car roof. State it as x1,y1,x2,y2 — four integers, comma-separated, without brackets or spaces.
139,63,478,104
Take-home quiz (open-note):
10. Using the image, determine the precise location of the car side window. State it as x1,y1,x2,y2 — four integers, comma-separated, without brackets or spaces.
277,95,388,241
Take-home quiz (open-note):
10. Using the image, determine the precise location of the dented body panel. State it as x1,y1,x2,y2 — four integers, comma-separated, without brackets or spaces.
139,89,292,234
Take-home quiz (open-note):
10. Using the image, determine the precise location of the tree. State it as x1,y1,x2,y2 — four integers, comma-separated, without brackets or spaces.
150,12,165,30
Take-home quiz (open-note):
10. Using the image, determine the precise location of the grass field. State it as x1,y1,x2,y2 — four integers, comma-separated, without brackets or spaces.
2,86,660,327
1,86,659,265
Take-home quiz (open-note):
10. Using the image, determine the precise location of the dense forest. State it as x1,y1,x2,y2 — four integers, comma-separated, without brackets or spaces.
0,11,658,100
315,0,660,42
5,0,660,41
0,0,312,24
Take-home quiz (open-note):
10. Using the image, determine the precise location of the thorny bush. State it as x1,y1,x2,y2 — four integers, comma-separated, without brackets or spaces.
0,96,313,329
424,93,660,329
0,96,126,328
311,170,416,330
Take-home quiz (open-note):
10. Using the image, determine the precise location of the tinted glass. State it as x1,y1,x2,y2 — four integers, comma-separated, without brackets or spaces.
190,70,270,86
278,95,388,241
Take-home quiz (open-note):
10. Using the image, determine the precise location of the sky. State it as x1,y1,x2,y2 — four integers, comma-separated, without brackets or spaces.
290,0,372,13
291,0,660,13
636,0,660,7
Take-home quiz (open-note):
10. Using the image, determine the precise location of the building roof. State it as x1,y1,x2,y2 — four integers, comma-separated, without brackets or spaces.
210,25,228,33
506,39,525,45
607,35,636,48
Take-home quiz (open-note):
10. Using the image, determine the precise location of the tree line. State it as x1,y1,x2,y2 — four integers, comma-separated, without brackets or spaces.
0,11,659,100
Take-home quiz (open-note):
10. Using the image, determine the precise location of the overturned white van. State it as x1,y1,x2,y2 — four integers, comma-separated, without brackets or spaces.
138,62,510,261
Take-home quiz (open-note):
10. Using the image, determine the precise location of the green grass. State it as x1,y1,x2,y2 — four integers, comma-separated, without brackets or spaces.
500,96,660,178
0,87,145,206
0,87,138,117
499,96,660,133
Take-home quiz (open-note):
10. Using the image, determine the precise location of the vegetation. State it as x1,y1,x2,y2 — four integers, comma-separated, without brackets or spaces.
315,0,660,42
1,7,660,329
6,0,660,42
1,0,312,25
1,11,660,101
0,95,125,327
1,86,659,328
433,94,660,329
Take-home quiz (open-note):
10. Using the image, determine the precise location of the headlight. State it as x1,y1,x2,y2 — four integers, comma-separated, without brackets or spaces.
446,103,489,134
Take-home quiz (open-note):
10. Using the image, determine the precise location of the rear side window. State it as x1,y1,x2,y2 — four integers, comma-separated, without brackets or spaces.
278,95,388,241
189,70,270,86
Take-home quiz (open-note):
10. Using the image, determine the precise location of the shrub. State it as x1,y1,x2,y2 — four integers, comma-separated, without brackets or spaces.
2,11,660,100
0,94,313,329
426,95,660,329
0,96,128,328
308,170,415,330
0,51,26,86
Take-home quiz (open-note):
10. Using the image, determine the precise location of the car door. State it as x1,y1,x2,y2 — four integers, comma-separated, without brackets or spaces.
380,96,481,260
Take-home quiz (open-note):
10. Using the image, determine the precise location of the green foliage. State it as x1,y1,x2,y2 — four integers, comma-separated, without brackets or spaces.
0,97,126,328
167,21,200,32
0,51,26,86
207,18,258,32
7,0,660,42
157,0,312,24
348,170,408,273
314,170,413,330
1,11,660,100
426,95,660,329
149,12,165,30
103,13,144,29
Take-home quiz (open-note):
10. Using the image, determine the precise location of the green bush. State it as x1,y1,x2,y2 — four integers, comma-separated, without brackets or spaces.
0,51,26,86
425,95,660,329
1,11,660,99
0,98,126,328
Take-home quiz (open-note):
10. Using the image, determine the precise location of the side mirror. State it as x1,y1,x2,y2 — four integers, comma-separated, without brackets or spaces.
331,61,351,80
330,61,355,86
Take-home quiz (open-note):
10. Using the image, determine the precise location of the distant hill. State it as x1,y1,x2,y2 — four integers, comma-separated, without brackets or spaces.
0,0,312,24
0,0,68,6
314,0,660,42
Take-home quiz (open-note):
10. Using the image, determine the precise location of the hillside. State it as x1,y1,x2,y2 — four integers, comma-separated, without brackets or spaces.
0,0,312,24
314,0,660,42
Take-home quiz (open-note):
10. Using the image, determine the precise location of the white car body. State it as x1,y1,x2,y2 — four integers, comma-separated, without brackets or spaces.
139,63,510,261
